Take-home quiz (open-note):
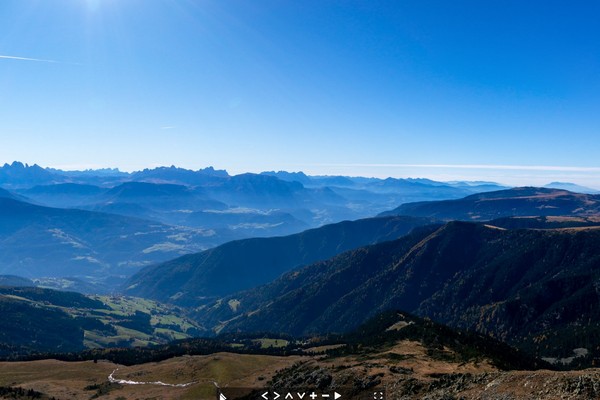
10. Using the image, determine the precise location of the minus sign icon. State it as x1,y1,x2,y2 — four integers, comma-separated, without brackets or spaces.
322,395,330,398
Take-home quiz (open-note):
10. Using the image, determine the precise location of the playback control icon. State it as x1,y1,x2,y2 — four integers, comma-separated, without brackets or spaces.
261,391,342,400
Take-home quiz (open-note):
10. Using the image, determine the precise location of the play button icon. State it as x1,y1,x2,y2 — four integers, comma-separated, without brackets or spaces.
334,393,341,399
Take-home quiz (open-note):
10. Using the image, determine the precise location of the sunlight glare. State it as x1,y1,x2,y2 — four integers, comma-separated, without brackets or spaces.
85,0,102,12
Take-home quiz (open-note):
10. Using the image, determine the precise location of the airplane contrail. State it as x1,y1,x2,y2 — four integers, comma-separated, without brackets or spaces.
0,54,58,63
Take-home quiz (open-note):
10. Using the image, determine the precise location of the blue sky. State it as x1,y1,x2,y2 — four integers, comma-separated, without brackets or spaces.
1,0,599,186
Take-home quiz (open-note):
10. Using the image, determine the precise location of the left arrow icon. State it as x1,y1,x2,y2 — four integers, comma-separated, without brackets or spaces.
262,392,269,400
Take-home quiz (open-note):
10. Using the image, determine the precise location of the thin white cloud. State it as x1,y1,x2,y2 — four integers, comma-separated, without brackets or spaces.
0,54,82,66
316,163,600,172
0,54,58,63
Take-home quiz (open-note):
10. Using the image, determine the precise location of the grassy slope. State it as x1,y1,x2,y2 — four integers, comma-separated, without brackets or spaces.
0,287,204,355
0,354,302,400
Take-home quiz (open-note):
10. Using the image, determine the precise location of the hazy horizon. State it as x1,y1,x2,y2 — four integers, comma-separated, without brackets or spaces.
3,159,600,190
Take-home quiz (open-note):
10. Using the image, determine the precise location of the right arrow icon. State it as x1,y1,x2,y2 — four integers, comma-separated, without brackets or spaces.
334,393,341,400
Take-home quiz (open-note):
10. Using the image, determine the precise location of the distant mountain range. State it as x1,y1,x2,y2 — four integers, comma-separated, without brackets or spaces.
545,181,600,194
0,162,227,188
2,161,509,240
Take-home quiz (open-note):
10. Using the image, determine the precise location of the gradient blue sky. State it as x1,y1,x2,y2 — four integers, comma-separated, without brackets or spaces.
1,0,599,186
